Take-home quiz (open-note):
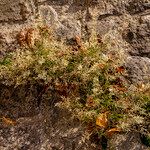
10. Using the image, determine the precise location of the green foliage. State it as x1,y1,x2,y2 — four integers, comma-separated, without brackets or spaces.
0,26,149,141
0,55,12,66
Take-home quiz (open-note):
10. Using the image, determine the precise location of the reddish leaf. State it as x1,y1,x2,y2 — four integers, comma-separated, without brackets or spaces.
98,63,105,69
116,66,125,73
113,85,127,92
106,128,121,137
2,117,16,126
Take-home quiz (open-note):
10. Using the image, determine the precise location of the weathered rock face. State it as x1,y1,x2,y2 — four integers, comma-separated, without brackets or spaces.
0,84,97,150
108,132,149,150
0,0,36,56
0,0,35,22
126,56,150,83
0,0,150,149
0,0,150,81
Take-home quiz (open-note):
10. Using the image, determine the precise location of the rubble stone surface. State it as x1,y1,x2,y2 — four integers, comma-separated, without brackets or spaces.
0,0,150,149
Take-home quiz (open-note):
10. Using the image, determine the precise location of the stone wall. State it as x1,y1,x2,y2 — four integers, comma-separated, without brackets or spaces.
0,0,150,82
0,0,150,150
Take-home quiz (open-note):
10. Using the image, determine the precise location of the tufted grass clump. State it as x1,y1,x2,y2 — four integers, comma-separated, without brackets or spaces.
0,26,149,143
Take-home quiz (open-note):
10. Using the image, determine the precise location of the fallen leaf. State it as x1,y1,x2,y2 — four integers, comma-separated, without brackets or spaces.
75,35,82,47
113,85,127,92
26,28,35,48
106,128,121,137
96,112,108,128
57,51,65,57
74,35,85,52
2,117,16,126
17,30,26,46
86,96,95,108
116,66,125,73
98,63,105,69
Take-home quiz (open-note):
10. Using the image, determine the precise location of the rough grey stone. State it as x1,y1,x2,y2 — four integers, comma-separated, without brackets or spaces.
0,0,150,149
0,0,35,23
108,132,149,150
126,56,150,83
0,84,96,150
38,5,59,26
122,16,150,57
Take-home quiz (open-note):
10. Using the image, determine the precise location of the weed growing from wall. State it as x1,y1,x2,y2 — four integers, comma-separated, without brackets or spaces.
0,26,149,145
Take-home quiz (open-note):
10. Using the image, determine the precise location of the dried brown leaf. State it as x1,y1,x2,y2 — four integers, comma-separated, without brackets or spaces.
96,112,108,128
106,128,121,137
2,117,16,126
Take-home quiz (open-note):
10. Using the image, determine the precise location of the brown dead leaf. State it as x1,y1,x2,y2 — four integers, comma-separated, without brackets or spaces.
75,35,82,47
98,63,105,69
116,66,125,73
17,27,40,48
106,128,121,137
96,112,108,128
17,30,26,46
113,85,127,92
26,28,35,48
86,96,95,108
74,35,85,52
2,117,16,126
